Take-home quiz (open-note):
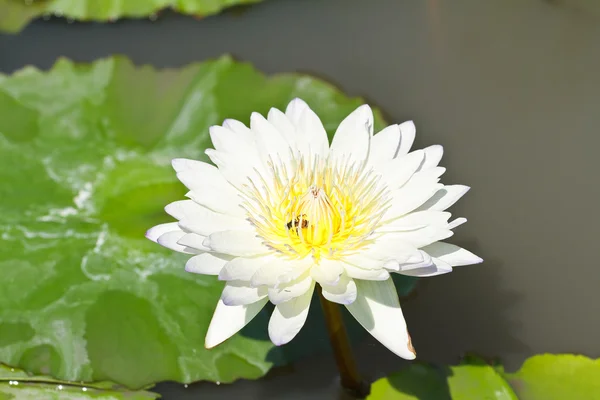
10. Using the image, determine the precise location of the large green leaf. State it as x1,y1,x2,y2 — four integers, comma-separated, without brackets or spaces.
503,354,600,400
368,356,518,400
0,55,417,388
0,0,263,33
0,364,159,399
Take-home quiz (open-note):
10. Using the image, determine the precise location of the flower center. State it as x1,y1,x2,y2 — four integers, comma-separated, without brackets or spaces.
241,154,391,261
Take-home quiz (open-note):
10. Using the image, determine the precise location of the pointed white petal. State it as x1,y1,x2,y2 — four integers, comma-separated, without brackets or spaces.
380,211,451,232
383,227,454,249
345,278,416,359
285,98,328,159
422,242,483,266
310,258,344,285
251,257,313,288
204,230,268,257
268,282,315,345
186,189,244,218
383,183,443,221
267,107,298,146
221,281,268,306
146,222,179,243
205,298,268,349
330,104,373,165
219,255,272,281
368,124,402,168
166,200,248,235
343,263,391,280
209,124,254,155
321,274,357,304
251,112,293,165
268,273,313,304
392,250,434,272
398,258,453,277
419,145,444,171
185,253,232,275
177,233,211,251
448,217,467,230
173,159,227,193
397,121,416,156
156,230,200,254
417,185,470,212
380,150,425,190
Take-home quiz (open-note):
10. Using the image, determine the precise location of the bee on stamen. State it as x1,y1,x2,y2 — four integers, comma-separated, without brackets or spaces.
286,214,309,231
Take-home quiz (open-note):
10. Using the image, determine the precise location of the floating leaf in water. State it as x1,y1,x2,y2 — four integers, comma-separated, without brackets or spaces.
502,354,600,400
0,364,159,399
0,0,263,33
368,356,518,400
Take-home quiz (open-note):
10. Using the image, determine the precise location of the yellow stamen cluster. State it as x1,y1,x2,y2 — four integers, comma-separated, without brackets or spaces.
241,153,391,260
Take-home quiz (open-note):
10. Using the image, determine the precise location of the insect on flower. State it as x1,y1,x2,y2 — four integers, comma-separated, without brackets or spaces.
146,98,482,359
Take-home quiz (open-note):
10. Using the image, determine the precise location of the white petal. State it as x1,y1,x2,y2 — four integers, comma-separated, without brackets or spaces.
177,233,211,251
156,230,200,254
343,263,391,280
422,242,483,266
173,159,227,192
410,167,446,186
166,200,248,236
329,104,373,165
219,255,272,281
397,121,416,156
368,124,402,168
310,258,344,285
251,257,313,288
185,253,232,275
205,298,268,349
285,98,329,159
380,150,425,190
251,112,293,165
383,183,443,221
221,281,268,306
398,258,453,277
267,107,298,146
186,189,244,218
345,278,416,359
268,281,315,345
344,254,388,269
209,124,254,155
383,227,454,249
380,211,451,232
203,230,268,257
268,273,313,304
223,118,253,136
419,145,444,171
321,274,357,304
416,185,470,212
392,250,434,272
359,235,424,264
145,222,179,243
448,217,467,230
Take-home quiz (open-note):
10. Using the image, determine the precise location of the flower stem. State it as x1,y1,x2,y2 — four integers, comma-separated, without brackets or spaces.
318,287,370,398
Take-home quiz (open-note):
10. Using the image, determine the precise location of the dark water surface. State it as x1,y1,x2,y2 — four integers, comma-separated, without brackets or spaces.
1,0,599,398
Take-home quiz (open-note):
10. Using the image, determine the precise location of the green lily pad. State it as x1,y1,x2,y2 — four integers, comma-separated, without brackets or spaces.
368,356,518,400
503,354,600,400
0,55,418,388
0,0,263,33
0,364,159,399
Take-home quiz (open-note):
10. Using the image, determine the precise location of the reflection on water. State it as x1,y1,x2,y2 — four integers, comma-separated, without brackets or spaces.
2,0,599,398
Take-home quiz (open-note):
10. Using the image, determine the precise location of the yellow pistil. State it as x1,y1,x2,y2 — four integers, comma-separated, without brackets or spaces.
241,153,391,261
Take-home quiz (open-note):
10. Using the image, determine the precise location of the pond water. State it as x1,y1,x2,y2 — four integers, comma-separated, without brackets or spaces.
1,0,599,398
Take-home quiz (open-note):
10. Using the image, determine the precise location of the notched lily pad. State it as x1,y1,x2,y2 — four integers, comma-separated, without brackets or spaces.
0,0,264,33
368,356,517,400
0,55,416,388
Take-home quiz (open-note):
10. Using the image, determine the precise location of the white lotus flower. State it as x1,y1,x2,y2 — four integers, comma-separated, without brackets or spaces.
146,98,482,359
